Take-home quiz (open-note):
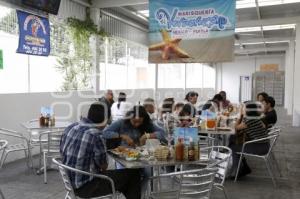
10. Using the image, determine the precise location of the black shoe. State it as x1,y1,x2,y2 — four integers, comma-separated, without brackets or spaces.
238,166,252,178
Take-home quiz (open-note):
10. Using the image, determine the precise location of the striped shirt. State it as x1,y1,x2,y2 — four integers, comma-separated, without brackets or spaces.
60,118,107,189
242,118,268,142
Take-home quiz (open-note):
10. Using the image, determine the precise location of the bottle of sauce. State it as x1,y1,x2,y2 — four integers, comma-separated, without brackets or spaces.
39,114,45,127
188,137,195,161
175,138,184,161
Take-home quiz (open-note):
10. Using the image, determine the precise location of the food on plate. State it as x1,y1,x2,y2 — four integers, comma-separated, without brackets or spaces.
113,146,129,153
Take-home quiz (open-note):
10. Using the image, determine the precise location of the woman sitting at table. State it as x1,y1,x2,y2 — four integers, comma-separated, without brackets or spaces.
229,102,269,178
202,94,223,112
103,105,166,147
178,103,195,127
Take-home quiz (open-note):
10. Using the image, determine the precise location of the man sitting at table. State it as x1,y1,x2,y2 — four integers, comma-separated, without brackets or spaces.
60,102,141,199
261,96,277,128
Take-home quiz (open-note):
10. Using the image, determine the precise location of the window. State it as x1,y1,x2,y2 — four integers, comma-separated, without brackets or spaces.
158,64,185,88
0,32,28,93
186,63,203,88
99,37,155,90
203,65,216,88
0,6,92,93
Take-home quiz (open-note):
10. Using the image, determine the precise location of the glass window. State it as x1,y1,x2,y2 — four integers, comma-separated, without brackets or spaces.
186,63,203,88
0,6,93,93
0,32,28,93
29,55,64,92
99,37,155,90
158,64,185,88
203,65,216,88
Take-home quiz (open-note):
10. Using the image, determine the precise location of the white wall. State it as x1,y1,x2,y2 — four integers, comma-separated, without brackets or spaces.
218,55,285,104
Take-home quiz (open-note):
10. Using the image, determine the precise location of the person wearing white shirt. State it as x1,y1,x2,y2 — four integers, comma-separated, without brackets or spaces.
111,92,132,121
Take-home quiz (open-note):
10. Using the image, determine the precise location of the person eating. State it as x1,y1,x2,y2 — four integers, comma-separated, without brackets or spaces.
103,105,166,147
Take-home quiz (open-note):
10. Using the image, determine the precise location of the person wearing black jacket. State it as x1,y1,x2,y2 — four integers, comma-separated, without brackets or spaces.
262,96,277,128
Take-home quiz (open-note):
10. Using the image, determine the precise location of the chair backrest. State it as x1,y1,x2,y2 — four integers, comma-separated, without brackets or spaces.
0,128,28,144
0,140,8,151
40,130,63,154
202,146,232,185
265,130,280,157
180,167,218,199
52,158,77,199
52,158,117,199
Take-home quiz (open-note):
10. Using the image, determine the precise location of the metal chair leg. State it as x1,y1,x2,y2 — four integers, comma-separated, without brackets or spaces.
0,151,6,169
221,186,229,199
270,152,281,177
43,152,47,184
0,152,8,169
234,154,243,182
0,188,5,199
265,158,277,187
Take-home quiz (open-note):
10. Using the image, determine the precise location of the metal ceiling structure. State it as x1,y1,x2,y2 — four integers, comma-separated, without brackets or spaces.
90,0,300,57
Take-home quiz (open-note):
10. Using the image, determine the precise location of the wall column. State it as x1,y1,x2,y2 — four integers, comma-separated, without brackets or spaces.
285,41,295,116
293,24,300,126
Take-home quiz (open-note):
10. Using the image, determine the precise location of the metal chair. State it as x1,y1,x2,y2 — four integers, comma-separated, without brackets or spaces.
0,128,33,169
234,129,280,187
39,130,63,183
203,146,232,199
0,140,8,199
147,167,218,199
52,158,119,199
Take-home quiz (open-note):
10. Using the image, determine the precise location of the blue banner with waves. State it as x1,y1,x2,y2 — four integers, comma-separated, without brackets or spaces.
149,0,236,63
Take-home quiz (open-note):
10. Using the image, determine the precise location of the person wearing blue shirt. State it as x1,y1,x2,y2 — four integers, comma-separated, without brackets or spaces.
60,102,141,199
103,105,167,146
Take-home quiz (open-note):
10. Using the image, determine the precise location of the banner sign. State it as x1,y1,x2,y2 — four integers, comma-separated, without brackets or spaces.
149,0,236,63
16,10,50,56
0,49,3,69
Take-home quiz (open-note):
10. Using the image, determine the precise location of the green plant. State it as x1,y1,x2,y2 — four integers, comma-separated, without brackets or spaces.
55,8,108,91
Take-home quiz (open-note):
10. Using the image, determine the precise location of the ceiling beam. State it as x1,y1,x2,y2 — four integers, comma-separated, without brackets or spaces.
237,16,300,28
92,0,148,8
235,47,288,54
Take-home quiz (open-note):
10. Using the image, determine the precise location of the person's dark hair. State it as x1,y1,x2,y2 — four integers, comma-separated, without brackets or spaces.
264,96,276,108
245,102,262,117
143,98,155,106
87,102,110,124
257,92,269,101
212,94,223,102
161,98,175,114
179,103,196,117
124,105,153,132
219,91,226,95
185,91,199,101
117,92,126,109
174,102,184,110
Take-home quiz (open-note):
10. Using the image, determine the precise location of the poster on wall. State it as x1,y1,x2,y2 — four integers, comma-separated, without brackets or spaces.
0,49,3,69
149,0,236,63
16,10,50,56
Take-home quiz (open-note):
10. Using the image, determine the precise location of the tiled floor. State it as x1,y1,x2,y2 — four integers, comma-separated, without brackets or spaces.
0,107,299,199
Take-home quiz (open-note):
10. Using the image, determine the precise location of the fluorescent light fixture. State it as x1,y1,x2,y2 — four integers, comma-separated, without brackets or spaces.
138,10,149,17
236,0,256,9
266,40,290,44
242,42,265,45
263,24,296,31
258,0,300,7
236,0,300,9
235,27,261,32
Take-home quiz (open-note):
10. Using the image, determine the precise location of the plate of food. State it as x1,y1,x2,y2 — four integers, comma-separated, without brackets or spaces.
125,151,140,161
